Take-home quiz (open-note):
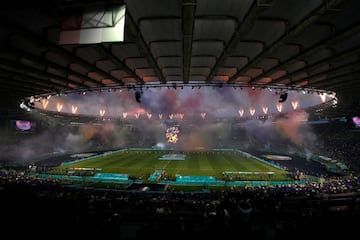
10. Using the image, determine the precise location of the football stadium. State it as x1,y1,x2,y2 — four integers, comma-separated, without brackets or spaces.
1,1,360,239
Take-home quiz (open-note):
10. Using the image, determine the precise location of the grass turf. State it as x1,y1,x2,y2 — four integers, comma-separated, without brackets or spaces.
49,149,290,181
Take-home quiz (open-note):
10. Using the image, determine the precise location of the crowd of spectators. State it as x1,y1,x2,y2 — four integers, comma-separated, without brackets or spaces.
309,120,360,173
1,167,359,239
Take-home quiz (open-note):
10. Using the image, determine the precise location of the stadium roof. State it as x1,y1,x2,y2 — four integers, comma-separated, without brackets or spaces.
0,0,360,118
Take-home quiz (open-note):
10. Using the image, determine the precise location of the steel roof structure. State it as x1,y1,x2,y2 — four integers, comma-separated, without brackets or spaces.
1,0,360,118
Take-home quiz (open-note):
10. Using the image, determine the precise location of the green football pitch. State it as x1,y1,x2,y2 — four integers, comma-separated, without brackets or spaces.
50,149,290,181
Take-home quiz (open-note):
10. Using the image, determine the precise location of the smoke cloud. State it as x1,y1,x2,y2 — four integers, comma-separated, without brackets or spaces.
0,87,328,164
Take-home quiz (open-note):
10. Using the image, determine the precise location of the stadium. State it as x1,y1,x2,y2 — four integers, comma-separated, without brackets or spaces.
1,0,360,239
